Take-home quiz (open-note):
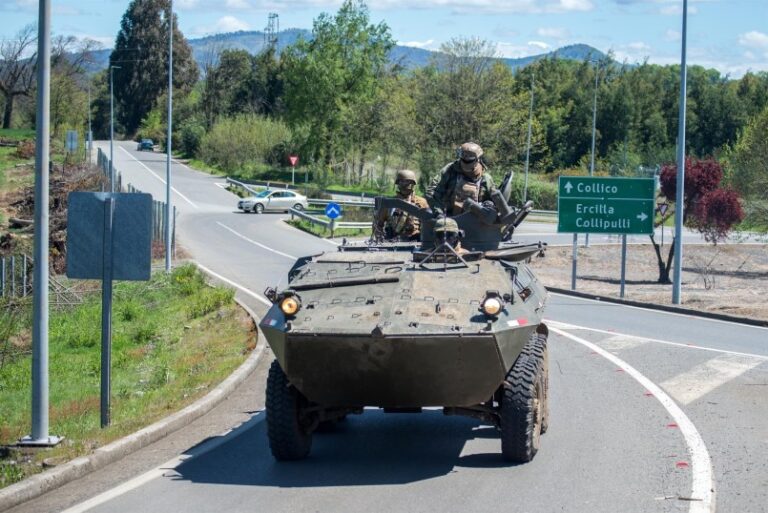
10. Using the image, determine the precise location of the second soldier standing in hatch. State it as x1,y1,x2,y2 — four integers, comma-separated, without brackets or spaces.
426,142,495,216
375,169,429,241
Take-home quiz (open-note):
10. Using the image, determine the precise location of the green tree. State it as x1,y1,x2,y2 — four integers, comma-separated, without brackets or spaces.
727,106,768,230
282,0,394,167
0,25,37,129
110,0,198,135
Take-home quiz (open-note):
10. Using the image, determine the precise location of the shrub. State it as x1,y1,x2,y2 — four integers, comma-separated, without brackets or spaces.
185,287,234,319
171,264,205,296
199,115,292,173
180,120,206,157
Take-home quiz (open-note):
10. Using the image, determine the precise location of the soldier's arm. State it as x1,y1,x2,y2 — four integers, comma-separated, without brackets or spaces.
426,164,452,212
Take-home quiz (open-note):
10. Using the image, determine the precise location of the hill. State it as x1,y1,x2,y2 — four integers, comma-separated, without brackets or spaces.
87,29,605,73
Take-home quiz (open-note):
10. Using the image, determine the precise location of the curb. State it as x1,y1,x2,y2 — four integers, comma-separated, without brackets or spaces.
548,287,768,328
0,298,267,512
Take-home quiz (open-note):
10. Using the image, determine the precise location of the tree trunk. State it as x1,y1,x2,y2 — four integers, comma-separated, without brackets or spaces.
649,234,672,284
3,97,14,129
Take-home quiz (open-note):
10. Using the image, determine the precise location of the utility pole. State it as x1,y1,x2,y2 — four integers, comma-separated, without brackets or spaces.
109,65,120,193
87,80,92,164
523,72,534,203
585,61,600,248
21,0,61,447
673,0,689,305
165,0,174,272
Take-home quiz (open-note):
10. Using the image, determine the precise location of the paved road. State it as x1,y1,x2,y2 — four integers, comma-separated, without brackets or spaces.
24,142,767,513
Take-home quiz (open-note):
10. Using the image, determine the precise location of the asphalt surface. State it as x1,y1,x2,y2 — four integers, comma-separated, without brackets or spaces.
11,141,767,513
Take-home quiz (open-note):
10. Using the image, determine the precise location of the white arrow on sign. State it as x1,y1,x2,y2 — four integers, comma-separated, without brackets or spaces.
328,206,339,216
564,181,573,194
636,212,648,222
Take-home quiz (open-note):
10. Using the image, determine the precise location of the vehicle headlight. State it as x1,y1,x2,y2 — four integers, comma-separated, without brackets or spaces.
280,296,301,316
481,297,502,316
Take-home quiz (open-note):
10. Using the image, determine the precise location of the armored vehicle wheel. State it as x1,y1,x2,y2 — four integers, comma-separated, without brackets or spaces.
540,346,550,434
266,360,312,460
500,333,547,463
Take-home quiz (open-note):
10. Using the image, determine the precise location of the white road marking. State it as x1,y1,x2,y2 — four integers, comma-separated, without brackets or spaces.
214,182,229,189
550,292,768,332
117,146,199,209
194,262,271,306
660,354,764,405
61,415,267,513
216,222,296,259
546,319,768,360
597,334,648,352
550,327,714,513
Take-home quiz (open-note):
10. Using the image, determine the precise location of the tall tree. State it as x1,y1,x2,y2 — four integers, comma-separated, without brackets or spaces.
110,0,198,134
282,0,394,166
0,25,37,129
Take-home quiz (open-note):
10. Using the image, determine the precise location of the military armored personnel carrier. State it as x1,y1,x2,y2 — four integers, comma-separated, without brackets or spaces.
259,183,549,463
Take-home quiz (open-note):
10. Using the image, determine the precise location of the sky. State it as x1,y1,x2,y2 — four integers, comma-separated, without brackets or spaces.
1,0,767,77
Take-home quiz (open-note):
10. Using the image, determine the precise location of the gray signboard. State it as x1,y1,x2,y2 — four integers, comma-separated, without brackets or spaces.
66,192,152,281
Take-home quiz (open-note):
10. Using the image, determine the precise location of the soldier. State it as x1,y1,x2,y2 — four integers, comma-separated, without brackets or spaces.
375,169,429,241
432,216,467,255
426,142,496,216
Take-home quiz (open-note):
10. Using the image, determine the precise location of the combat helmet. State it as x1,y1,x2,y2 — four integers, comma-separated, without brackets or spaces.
458,142,483,174
395,169,417,184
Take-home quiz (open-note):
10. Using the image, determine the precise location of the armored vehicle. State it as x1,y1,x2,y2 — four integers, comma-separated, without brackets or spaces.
259,181,549,463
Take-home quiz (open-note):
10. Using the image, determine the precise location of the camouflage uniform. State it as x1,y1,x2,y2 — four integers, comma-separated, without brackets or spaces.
376,169,429,241
426,143,495,216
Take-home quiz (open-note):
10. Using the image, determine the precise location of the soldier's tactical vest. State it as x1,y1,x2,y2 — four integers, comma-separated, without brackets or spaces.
451,175,482,214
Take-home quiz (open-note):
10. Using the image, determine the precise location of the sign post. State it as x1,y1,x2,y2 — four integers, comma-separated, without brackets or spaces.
325,202,342,239
67,192,152,427
288,154,299,186
558,176,655,293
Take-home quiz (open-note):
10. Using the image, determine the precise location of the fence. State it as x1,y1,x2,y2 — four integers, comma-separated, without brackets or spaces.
97,148,176,253
0,254,30,298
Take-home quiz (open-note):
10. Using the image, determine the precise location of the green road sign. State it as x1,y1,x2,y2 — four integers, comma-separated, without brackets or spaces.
558,177,656,234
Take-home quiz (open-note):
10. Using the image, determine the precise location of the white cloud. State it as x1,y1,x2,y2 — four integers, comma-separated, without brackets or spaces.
660,4,697,15
176,0,201,9
193,16,251,35
665,29,681,42
627,41,651,51
739,31,768,49
400,39,434,49
528,41,550,50
225,0,252,9
370,0,594,14
537,27,569,39
496,41,554,58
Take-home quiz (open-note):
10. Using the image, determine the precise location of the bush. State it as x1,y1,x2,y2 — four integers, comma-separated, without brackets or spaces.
509,174,558,210
185,287,234,319
180,120,206,158
171,264,205,296
199,115,292,174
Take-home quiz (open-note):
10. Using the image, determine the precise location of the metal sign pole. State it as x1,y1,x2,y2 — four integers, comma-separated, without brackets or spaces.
672,0,688,305
100,197,115,427
571,233,578,290
165,0,174,273
620,234,627,298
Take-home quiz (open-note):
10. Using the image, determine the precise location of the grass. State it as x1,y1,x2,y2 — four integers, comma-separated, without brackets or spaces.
0,264,255,489
287,219,371,239
0,129,35,141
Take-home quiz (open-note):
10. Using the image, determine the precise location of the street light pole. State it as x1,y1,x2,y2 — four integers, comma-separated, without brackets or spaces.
87,80,92,164
523,72,535,203
165,0,174,272
109,65,120,193
585,62,600,248
21,0,61,447
672,0,689,305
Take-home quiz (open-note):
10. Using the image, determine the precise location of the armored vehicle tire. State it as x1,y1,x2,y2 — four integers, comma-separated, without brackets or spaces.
254,203,264,214
540,347,550,434
266,360,312,461
500,333,547,463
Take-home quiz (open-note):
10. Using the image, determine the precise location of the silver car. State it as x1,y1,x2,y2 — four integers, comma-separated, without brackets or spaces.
237,189,309,214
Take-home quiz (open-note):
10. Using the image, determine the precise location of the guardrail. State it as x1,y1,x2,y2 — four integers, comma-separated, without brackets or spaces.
225,177,375,203
289,208,370,238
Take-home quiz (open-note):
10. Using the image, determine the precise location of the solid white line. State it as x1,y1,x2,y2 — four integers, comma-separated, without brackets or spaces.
194,262,271,306
550,292,768,332
545,319,768,360
551,327,714,513
61,415,267,513
117,146,199,209
660,354,763,405
216,221,297,259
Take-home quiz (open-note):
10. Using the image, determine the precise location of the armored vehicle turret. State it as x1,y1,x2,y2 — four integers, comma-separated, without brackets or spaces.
260,183,550,463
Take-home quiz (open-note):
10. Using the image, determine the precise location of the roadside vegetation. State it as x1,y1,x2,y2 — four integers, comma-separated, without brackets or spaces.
287,219,371,239
0,264,254,489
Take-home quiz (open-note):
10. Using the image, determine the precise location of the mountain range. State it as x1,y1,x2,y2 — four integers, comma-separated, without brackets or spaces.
88,28,605,73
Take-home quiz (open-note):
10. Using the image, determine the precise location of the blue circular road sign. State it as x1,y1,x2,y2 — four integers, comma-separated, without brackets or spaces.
325,202,342,219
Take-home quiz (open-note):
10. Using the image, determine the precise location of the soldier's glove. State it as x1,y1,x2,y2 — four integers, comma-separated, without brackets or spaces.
432,207,445,218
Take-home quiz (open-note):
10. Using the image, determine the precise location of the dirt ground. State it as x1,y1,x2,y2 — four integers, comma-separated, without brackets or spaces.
529,241,768,322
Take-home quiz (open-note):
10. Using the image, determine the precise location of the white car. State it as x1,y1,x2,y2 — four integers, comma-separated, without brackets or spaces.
237,189,309,214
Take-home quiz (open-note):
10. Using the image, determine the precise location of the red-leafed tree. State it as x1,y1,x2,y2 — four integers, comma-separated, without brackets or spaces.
651,157,744,283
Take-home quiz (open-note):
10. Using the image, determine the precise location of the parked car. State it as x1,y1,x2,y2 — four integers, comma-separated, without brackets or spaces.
237,189,309,214
137,139,154,151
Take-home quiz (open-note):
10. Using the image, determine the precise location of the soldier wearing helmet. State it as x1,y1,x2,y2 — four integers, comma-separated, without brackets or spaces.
375,169,429,241
432,216,467,254
426,142,496,216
